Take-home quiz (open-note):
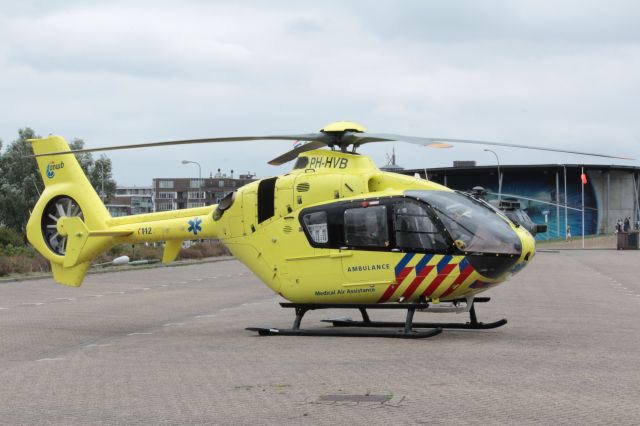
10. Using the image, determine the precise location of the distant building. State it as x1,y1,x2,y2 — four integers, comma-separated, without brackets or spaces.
107,186,154,217
399,163,640,239
152,173,256,212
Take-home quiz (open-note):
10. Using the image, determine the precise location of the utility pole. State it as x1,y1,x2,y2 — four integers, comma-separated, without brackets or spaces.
564,165,568,240
484,149,501,202
581,166,585,249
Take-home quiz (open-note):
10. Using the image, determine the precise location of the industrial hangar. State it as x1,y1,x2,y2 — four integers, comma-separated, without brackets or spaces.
400,164,640,240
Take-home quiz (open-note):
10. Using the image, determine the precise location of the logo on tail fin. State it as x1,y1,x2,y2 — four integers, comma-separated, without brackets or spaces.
46,161,65,179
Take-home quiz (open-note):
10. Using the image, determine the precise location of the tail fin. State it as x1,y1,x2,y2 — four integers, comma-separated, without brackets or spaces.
26,136,114,286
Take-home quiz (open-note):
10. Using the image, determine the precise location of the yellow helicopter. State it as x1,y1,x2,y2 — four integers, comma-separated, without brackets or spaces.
26,122,630,338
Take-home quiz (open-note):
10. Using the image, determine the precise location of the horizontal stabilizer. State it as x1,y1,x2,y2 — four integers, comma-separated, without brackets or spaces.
88,230,134,237
57,217,130,268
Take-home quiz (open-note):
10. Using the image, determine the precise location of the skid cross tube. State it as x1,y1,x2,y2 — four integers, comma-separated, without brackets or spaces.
322,298,507,330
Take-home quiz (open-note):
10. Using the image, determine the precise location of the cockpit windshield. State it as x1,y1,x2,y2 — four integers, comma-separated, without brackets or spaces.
406,190,522,255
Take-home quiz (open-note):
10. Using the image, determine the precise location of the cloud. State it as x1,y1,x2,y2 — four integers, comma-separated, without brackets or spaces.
3,5,256,80
0,0,638,185
345,0,640,44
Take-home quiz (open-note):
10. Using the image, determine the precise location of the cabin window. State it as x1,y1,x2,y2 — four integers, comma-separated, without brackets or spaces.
393,201,448,251
302,211,329,244
293,156,309,169
257,177,278,223
344,205,389,247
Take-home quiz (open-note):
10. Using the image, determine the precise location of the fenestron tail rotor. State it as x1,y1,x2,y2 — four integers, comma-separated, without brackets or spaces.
28,121,634,163
41,196,84,256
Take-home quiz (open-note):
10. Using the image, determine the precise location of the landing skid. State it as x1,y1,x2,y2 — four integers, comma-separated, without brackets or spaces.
245,327,442,339
246,297,506,339
324,303,507,330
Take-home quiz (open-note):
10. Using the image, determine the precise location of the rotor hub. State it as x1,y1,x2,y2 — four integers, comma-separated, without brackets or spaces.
320,121,366,134
320,121,366,151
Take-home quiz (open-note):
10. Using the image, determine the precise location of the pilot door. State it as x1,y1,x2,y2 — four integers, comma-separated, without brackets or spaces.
297,200,399,302
338,202,398,302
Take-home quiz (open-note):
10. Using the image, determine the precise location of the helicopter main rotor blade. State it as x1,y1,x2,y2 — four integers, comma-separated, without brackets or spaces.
28,127,634,163
353,133,634,160
268,140,330,165
30,133,328,158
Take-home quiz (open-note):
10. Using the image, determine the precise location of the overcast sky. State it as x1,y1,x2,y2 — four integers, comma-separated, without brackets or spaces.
1,0,639,185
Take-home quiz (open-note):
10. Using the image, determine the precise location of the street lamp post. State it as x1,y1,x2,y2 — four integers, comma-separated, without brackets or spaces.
484,149,501,202
28,173,41,197
97,162,105,201
182,160,202,189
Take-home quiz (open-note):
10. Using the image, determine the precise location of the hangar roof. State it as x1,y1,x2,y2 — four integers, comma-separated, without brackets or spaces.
402,163,640,175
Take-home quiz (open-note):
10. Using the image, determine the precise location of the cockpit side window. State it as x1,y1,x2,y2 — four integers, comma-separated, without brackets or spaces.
302,211,329,244
344,205,389,247
393,201,449,252
293,156,309,170
411,190,521,255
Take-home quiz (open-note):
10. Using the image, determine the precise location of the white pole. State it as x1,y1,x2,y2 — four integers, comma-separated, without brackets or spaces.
631,174,640,229
556,169,560,238
582,166,585,249
564,165,568,239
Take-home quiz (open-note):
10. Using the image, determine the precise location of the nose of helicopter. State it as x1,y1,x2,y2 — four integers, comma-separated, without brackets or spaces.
511,226,536,275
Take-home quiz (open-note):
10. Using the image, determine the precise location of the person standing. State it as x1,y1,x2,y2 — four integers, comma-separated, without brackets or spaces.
624,217,630,232
566,225,572,241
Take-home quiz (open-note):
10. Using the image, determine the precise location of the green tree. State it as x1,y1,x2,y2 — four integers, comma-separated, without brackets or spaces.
0,225,24,247
91,155,117,201
0,128,43,233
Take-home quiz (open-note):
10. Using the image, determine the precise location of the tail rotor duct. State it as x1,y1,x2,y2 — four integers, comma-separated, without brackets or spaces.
41,196,84,256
